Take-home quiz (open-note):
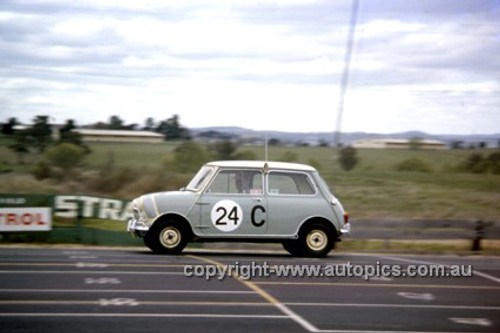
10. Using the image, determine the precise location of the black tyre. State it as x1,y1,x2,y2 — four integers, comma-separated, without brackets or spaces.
144,220,190,254
282,240,303,256
297,223,334,257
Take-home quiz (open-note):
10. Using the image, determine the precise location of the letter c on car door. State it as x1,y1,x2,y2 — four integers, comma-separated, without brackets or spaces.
251,205,266,227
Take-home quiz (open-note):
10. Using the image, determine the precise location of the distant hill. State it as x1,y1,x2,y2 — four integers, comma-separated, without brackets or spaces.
191,127,499,148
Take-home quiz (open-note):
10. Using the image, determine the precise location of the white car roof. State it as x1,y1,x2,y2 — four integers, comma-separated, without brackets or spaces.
206,160,316,172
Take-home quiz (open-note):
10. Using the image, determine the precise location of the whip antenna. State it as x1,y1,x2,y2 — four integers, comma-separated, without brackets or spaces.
264,132,269,161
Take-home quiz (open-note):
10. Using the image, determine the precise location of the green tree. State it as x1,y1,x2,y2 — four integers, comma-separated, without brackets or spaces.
279,151,298,162
108,115,125,129
318,139,329,147
173,141,209,173
33,161,51,180
268,138,281,146
8,115,52,161
93,115,137,130
44,143,86,170
409,137,423,150
307,158,323,172
234,150,257,160
157,114,190,140
30,115,53,153
1,117,18,135
488,152,500,174
451,140,464,149
338,146,359,171
9,130,30,164
396,158,431,172
212,140,237,160
144,117,156,131
93,121,108,129
464,153,489,173
59,119,88,151
462,152,500,174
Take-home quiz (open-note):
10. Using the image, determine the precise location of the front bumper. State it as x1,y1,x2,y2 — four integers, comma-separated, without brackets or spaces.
127,218,149,238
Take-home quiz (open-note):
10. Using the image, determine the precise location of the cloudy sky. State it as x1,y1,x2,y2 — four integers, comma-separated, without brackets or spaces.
1,0,499,135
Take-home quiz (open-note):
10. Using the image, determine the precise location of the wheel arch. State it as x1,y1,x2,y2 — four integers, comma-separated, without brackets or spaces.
143,212,195,254
150,212,194,238
298,216,339,238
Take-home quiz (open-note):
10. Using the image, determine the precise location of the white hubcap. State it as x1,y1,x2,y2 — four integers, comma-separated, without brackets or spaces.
306,229,328,251
160,226,181,248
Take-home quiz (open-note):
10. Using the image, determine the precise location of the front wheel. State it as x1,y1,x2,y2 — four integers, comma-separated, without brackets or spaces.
282,240,303,256
297,223,334,257
144,220,190,254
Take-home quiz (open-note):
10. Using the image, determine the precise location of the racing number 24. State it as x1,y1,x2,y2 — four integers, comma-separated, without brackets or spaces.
214,205,266,227
214,206,239,225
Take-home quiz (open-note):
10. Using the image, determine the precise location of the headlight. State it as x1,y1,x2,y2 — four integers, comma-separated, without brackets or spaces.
139,209,148,221
132,198,147,222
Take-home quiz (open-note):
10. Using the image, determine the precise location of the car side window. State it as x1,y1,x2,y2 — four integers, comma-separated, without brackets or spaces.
268,171,316,195
207,170,263,194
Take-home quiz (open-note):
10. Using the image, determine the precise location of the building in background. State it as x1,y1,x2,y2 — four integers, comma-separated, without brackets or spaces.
73,129,164,144
352,138,448,150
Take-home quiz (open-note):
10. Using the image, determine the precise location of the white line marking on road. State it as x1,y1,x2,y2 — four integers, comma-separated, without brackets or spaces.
381,255,500,284
285,302,500,310
0,262,196,268
449,317,492,326
84,277,121,284
0,300,274,306
188,254,320,333
254,281,497,290
2,312,494,333
369,276,393,282
2,300,498,311
0,270,184,275
0,288,256,294
397,292,435,301
76,262,109,268
468,270,500,284
274,302,319,332
99,298,139,306
0,313,289,319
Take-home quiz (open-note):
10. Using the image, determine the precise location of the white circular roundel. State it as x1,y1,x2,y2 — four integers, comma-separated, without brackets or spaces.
211,200,243,232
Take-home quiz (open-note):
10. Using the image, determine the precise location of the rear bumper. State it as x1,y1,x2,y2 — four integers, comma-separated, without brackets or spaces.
340,223,351,235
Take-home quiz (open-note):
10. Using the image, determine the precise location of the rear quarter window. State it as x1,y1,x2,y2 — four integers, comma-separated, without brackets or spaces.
267,171,316,195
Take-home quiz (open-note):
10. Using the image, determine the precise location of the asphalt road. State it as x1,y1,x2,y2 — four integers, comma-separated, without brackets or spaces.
0,246,498,333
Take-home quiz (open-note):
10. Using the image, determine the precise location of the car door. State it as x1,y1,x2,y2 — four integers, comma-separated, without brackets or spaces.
266,170,323,235
196,169,268,236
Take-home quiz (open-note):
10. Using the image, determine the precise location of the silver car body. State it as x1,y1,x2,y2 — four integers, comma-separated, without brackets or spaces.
128,161,349,248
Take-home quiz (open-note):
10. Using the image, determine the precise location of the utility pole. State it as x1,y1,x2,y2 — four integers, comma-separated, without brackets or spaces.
334,0,360,148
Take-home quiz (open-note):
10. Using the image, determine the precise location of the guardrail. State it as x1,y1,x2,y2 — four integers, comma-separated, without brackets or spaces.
0,193,139,246
1,194,499,251
349,218,500,251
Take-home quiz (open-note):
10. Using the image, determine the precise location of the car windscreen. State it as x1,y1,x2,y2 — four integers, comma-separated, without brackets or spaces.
185,166,214,191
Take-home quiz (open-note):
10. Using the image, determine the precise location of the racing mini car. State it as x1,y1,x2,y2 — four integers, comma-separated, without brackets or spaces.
127,160,349,257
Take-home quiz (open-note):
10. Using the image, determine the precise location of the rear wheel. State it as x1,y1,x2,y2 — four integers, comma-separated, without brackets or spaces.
297,223,334,257
144,220,190,254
